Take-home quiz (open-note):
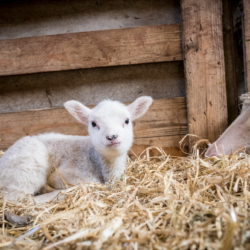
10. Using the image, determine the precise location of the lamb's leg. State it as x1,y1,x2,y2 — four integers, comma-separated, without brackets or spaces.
41,183,57,193
0,137,50,201
34,184,65,204
34,190,65,204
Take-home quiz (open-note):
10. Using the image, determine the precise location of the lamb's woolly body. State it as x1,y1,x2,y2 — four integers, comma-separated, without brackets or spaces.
38,134,104,187
37,133,127,186
0,136,49,200
0,97,153,201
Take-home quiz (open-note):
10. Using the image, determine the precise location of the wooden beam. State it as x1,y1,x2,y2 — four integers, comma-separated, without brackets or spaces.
0,24,182,76
243,0,250,91
0,98,187,156
181,0,228,146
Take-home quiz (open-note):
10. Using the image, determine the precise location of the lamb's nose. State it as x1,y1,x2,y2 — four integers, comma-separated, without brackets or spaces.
106,135,118,141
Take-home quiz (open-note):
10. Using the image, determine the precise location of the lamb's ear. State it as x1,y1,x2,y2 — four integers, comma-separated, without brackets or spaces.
127,96,153,121
64,100,91,125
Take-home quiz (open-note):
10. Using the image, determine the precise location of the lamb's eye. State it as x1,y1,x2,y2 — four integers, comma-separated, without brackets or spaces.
92,121,97,127
125,118,129,124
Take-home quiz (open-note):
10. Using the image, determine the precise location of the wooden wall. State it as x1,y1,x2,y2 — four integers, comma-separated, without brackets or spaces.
1,0,242,156
181,0,228,145
0,0,188,156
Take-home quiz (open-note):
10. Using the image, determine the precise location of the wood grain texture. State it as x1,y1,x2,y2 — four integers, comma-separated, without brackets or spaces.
181,0,228,146
0,24,182,76
0,98,187,156
0,61,185,113
243,0,250,91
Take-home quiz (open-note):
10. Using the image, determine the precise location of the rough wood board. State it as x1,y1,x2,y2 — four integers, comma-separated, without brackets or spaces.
0,24,182,76
0,98,188,156
0,61,185,113
181,0,228,146
0,0,181,39
243,0,250,91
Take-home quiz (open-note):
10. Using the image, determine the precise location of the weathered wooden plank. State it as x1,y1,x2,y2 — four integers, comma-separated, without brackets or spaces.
0,98,187,156
181,0,228,147
132,135,188,157
243,0,250,91
0,24,182,76
0,61,185,114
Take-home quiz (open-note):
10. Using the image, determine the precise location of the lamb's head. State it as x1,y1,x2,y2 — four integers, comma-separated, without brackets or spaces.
64,96,153,157
206,92,250,157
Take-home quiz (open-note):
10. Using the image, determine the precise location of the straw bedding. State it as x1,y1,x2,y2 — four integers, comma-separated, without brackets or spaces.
1,146,250,250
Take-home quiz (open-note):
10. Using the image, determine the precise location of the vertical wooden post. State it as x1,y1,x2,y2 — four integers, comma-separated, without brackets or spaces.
181,0,228,147
243,0,250,92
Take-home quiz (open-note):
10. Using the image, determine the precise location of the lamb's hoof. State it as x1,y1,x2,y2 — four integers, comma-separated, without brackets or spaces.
4,212,33,227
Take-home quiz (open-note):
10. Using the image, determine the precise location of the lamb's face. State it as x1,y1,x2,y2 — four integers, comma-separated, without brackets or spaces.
88,100,133,156
64,96,153,157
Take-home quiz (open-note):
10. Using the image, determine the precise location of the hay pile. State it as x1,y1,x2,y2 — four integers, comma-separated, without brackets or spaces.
1,147,250,250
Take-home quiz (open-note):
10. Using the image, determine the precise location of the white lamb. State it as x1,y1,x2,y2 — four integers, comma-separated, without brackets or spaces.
0,96,153,202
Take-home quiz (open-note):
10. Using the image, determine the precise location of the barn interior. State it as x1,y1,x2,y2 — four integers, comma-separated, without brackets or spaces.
1,0,250,249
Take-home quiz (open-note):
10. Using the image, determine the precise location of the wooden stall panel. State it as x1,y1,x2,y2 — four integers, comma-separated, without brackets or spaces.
0,24,182,76
0,0,181,40
0,61,185,113
0,98,187,156
181,0,228,146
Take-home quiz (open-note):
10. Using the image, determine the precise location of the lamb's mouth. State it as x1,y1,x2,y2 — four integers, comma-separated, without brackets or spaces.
107,142,121,147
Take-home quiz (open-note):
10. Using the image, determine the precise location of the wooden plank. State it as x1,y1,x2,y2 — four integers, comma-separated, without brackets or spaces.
243,0,250,91
181,0,228,147
0,62,185,114
0,98,187,156
0,24,182,76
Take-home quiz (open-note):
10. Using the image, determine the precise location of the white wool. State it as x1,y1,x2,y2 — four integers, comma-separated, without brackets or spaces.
240,92,250,104
0,96,153,202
